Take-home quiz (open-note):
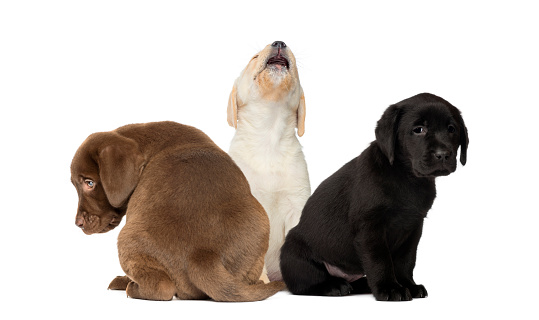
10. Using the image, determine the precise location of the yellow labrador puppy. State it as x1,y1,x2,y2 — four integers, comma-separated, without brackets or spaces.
227,41,311,281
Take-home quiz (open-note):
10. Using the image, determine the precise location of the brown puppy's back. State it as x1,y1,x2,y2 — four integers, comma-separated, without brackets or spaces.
77,121,283,301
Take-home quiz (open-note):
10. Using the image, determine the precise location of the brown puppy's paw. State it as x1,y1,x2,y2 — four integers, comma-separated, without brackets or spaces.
126,281,140,299
374,285,412,301
108,275,132,290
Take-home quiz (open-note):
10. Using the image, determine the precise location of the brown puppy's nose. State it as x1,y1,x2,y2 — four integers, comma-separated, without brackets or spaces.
272,41,286,48
75,216,84,228
434,150,451,161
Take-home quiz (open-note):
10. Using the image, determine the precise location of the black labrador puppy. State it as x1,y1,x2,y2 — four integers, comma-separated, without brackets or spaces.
280,93,468,301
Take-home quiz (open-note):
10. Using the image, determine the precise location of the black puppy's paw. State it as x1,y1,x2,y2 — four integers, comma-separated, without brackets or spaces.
319,278,353,296
350,277,372,294
408,284,428,298
374,285,412,301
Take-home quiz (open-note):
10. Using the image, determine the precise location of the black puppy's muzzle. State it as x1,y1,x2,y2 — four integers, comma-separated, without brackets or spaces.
423,149,457,176
432,149,452,163
412,147,457,177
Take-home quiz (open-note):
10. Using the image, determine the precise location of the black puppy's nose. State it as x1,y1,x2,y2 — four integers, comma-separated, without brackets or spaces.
272,41,286,48
433,150,451,161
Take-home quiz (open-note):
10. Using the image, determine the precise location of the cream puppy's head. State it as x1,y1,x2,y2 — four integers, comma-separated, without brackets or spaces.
227,41,306,136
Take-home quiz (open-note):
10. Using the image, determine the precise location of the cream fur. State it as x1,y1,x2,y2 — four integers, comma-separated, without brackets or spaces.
228,43,311,281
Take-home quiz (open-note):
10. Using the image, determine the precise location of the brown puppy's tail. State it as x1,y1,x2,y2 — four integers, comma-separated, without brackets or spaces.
188,250,285,302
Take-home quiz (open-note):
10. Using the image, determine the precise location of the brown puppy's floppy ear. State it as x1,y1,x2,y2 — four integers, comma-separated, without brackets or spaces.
227,82,238,128
98,134,145,208
375,104,402,165
296,88,306,137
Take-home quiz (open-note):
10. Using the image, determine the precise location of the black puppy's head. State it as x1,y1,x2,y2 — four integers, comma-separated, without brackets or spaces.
375,93,468,177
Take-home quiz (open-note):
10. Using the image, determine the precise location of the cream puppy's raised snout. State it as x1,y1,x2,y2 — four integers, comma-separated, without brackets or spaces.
228,41,306,136
228,41,310,281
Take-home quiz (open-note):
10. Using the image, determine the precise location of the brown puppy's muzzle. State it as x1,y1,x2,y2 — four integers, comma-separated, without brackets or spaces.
75,208,124,235
75,210,99,234
75,214,85,229
99,214,123,233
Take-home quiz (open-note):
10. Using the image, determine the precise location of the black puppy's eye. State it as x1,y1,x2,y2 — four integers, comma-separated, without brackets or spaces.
448,125,456,133
413,126,427,135
84,179,95,189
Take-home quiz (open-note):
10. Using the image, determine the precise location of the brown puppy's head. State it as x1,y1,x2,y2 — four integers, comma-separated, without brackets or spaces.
375,93,469,177
70,132,145,234
227,41,306,136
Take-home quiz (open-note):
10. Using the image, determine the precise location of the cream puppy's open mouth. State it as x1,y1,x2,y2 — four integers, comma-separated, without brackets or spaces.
266,51,289,71
252,41,292,79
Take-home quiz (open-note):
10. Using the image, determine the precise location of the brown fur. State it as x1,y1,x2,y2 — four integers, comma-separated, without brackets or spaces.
71,121,285,301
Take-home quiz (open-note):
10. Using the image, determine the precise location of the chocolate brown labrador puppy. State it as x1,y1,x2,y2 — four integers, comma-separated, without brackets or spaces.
280,93,468,301
71,121,284,301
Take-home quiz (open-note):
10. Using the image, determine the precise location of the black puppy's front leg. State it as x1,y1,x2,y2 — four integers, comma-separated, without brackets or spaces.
354,226,412,301
393,224,428,298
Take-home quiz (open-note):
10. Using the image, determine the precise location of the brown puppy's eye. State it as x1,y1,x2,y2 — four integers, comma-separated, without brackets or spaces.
84,179,95,189
251,55,259,60
413,126,427,135
448,125,456,133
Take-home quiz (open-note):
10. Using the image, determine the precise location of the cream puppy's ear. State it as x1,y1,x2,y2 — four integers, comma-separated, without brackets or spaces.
227,82,238,128
296,88,306,137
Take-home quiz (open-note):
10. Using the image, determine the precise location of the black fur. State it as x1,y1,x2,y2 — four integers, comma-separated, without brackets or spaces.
280,93,468,301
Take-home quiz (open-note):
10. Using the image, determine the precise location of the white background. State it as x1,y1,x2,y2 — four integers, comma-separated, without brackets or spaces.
1,1,537,319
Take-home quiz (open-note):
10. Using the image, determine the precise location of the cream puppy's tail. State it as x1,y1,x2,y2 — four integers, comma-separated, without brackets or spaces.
188,250,285,302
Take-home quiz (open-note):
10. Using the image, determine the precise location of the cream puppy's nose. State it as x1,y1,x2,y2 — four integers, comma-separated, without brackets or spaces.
271,41,286,48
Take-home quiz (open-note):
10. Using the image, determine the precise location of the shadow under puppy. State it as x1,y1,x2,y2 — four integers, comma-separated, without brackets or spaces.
227,41,311,281
280,93,469,301
71,121,284,301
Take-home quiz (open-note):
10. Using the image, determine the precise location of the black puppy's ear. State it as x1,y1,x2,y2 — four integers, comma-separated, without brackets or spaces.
97,134,145,207
455,111,469,166
375,104,402,165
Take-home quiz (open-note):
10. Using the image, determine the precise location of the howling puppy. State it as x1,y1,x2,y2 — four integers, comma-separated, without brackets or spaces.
71,121,284,301
227,41,311,281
